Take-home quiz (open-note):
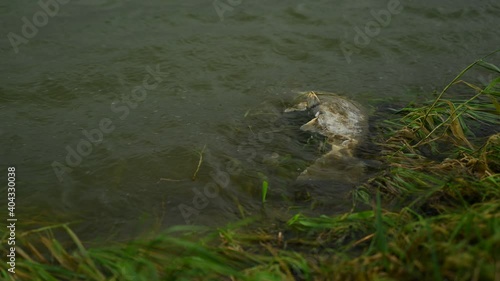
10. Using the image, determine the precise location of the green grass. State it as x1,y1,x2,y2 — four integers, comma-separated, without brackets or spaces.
262,180,269,203
1,52,499,280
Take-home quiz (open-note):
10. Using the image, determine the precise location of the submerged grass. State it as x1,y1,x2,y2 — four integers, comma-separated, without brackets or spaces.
1,53,499,280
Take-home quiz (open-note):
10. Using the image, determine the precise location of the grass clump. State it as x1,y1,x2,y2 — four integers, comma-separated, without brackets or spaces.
1,53,499,280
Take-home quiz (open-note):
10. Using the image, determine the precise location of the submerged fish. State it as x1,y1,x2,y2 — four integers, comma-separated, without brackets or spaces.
285,91,368,183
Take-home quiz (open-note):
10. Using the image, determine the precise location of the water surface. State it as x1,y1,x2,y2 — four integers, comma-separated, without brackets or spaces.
1,0,499,240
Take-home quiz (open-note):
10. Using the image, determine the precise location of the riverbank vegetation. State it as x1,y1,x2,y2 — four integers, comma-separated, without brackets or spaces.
1,54,499,280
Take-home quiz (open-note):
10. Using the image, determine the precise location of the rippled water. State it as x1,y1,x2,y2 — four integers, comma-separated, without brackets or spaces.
1,0,499,240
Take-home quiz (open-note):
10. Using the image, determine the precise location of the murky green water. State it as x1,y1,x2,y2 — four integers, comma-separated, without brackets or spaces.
1,0,499,240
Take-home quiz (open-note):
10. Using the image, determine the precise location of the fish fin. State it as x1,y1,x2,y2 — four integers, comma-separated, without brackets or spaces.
300,117,320,133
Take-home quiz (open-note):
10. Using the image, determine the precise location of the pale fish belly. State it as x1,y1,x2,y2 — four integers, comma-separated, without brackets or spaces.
296,149,366,184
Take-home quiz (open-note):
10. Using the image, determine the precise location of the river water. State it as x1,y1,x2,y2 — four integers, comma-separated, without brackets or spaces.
1,0,499,240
